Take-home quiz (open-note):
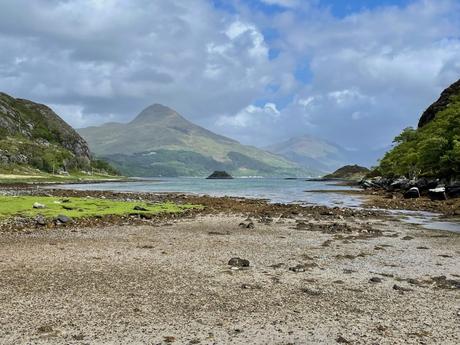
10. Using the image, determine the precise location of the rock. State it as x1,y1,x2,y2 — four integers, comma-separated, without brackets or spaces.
33,202,45,209
403,187,420,199
336,336,351,343
56,215,72,224
393,284,412,292
446,184,460,198
402,236,414,240
133,205,148,211
246,222,255,229
35,215,47,226
206,171,233,179
390,177,410,191
228,257,250,267
369,277,382,283
428,187,447,201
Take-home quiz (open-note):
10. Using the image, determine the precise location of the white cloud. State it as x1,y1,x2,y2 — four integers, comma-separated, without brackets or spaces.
216,103,280,128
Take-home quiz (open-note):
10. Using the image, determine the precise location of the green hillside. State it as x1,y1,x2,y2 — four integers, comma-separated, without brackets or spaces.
377,79,460,180
78,104,313,177
0,92,117,176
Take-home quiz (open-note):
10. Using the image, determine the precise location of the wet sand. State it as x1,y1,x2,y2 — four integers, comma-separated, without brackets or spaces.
0,211,459,344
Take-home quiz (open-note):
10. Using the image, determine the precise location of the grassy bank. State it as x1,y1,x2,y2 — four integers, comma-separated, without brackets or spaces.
0,168,128,185
0,195,201,220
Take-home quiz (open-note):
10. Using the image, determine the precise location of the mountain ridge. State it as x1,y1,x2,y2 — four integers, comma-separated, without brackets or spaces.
78,104,316,177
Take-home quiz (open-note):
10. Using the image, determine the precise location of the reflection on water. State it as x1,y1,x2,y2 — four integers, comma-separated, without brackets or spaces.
55,177,460,233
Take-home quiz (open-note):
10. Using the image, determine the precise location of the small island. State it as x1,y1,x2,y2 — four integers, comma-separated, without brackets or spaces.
206,171,233,179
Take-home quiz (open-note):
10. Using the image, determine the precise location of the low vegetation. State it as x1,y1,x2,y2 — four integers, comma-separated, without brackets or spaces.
0,196,201,220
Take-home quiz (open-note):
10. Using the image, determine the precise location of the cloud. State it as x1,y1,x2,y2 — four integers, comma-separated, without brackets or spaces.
1,0,460,163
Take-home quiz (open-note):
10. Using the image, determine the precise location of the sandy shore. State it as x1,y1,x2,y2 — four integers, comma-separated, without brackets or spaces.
0,210,459,344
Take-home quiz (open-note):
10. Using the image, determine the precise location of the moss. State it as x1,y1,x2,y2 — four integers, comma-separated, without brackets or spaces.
0,196,202,220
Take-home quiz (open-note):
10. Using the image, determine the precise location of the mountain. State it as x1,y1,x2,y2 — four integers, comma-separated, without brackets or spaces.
78,104,314,177
0,92,116,175
377,78,460,180
264,135,348,173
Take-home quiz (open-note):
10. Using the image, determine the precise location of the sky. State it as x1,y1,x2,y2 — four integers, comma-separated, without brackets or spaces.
1,0,460,154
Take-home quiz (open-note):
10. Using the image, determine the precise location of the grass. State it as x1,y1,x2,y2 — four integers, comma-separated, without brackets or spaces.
0,196,202,220
0,167,127,184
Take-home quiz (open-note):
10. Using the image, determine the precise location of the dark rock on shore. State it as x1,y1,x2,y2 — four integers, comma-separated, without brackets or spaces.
428,187,447,201
404,187,420,199
207,171,233,179
228,257,250,267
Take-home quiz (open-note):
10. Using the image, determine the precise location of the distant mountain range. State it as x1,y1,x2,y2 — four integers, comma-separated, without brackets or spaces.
78,104,318,177
264,135,348,172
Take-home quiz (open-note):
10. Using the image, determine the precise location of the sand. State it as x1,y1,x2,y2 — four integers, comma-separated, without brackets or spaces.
0,213,458,344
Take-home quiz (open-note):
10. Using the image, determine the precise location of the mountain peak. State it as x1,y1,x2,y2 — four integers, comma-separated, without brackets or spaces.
130,103,181,124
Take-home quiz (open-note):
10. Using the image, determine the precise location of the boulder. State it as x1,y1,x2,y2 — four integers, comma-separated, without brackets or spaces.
35,215,47,226
390,177,410,191
414,178,439,192
206,171,233,179
446,185,460,198
428,187,447,201
404,187,420,199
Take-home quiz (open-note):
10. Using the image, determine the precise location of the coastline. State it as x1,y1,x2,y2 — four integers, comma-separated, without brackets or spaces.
0,188,458,344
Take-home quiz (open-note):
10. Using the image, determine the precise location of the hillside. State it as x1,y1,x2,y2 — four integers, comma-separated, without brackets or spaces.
377,79,460,180
78,104,313,177
324,165,370,181
264,135,348,173
0,92,116,175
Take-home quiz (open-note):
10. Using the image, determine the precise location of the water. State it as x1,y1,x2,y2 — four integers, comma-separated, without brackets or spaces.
59,177,363,207
57,177,460,233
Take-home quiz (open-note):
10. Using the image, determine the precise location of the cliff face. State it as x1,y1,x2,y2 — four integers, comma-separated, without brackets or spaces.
418,79,460,128
0,92,95,173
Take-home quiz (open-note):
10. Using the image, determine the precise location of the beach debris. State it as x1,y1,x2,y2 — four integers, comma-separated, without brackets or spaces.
239,221,255,229
336,336,351,343
301,287,322,296
430,276,460,289
228,257,250,267
33,202,45,209
393,284,413,292
163,335,176,343
369,277,382,283
289,262,317,272
401,236,414,240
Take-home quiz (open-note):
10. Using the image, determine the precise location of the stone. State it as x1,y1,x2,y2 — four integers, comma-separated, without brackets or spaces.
56,215,72,224
369,277,382,283
35,215,47,226
404,187,420,199
133,205,148,211
33,202,45,209
228,257,250,267
428,187,447,201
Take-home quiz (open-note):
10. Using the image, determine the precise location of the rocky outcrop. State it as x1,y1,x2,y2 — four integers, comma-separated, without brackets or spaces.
206,171,233,179
418,79,460,128
0,92,98,172
0,93,91,160
324,165,370,181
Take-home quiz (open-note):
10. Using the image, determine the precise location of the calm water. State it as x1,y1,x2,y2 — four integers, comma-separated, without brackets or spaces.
60,177,363,207
57,177,460,233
